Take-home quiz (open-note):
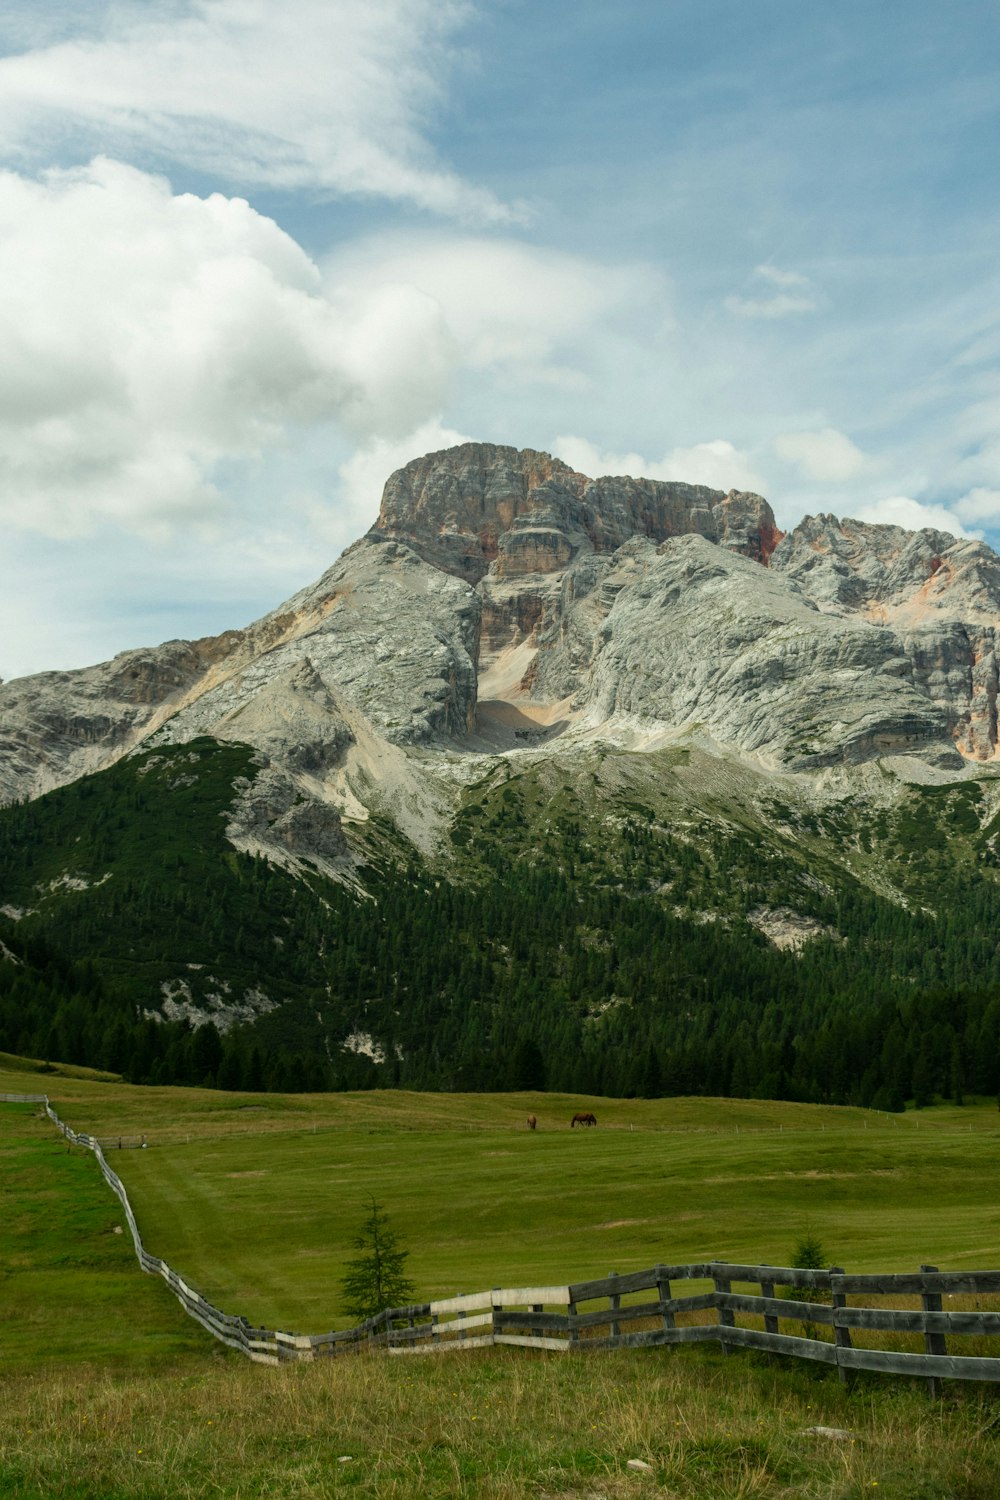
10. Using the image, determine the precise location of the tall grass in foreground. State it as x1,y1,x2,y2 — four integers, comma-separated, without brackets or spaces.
4,1346,1000,1500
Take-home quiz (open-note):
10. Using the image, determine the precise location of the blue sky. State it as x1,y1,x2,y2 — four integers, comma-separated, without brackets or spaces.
2,0,999,680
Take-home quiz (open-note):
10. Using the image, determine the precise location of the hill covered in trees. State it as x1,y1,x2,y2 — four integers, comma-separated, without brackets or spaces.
2,736,998,1109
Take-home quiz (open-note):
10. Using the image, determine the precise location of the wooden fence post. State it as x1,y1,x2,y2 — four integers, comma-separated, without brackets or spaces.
713,1267,735,1355
921,1265,945,1399
530,1303,543,1339
567,1298,579,1347
759,1268,778,1337
829,1266,852,1386
608,1271,621,1343
656,1267,675,1335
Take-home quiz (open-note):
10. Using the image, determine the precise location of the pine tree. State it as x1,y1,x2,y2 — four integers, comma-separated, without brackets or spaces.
339,1199,415,1323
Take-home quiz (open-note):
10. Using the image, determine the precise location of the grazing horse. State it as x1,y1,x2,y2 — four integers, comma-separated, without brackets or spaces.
570,1111,597,1128
526,1114,537,1130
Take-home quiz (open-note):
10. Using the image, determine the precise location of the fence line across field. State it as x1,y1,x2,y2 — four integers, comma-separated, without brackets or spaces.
7,1093,1000,1391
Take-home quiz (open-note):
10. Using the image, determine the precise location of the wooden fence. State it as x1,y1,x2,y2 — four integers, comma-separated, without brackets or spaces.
8,1093,1000,1389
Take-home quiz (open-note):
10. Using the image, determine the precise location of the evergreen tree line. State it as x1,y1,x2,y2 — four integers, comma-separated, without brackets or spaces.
3,861,1000,1107
2,736,1000,1106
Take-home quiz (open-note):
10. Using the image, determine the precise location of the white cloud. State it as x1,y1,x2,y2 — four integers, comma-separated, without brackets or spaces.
754,264,812,289
0,160,679,548
948,399,1000,497
726,263,817,320
773,427,867,482
552,436,764,494
331,282,458,441
0,159,477,539
324,233,662,385
853,495,973,538
953,487,1000,525
0,0,512,223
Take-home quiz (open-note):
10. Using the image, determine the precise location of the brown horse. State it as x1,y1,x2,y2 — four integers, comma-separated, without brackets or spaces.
526,1114,537,1130
570,1112,597,1128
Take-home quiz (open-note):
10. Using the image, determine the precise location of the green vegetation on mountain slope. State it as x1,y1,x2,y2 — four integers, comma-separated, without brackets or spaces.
3,738,1000,1106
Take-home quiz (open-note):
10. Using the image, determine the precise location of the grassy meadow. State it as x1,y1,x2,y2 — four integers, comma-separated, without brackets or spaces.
5,1059,1000,1497
9,1061,1000,1328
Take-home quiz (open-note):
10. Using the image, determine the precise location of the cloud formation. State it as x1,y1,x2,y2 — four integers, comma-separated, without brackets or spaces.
0,0,511,222
551,436,763,494
853,495,973,538
954,487,1000,526
0,158,463,537
0,161,669,545
773,427,867,482
726,264,817,320
324,233,661,388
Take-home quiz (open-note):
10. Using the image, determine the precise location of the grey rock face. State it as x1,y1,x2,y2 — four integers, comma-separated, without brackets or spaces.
0,528,480,808
211,658,354,776
373,442,783,583
579,536,958,768
771,514,1000,621
275,536,481,745
0,634,240,803
226,763,349,873
147,536,480,753
771,515,1000,759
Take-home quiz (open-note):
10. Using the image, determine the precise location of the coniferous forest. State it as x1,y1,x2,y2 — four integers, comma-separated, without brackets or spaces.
1,737,998,1108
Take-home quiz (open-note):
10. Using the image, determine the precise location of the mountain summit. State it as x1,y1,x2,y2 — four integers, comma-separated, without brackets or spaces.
2,442,997,820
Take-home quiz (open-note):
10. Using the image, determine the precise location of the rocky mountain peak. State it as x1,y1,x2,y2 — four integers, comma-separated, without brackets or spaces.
7,441,1000,824
371,441,784,583
773,513,1000,626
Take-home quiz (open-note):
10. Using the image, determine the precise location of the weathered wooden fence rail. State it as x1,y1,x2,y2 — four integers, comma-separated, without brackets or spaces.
9,1093,1000,1387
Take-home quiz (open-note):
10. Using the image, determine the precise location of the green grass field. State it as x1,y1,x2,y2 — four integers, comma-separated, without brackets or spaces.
10,1062,1000,1329
6,1062,1000,1498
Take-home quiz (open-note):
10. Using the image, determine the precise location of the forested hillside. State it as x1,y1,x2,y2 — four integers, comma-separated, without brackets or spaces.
1,737,999,1107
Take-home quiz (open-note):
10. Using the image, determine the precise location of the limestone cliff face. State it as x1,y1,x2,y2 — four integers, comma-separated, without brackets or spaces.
579,536,953,769
375,443,786,698
770,516,1000,760
0,532,480,806
0,633,242,804
373,442,783,584
146,535,481,752
3,443,1000,830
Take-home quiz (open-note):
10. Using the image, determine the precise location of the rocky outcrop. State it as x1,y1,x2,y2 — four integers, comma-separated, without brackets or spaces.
0,633,241,803
770,514,1000,623
145,535,481,754
209,658,354,776
565,535,958,768
771,516,1000,760
225,762,349,875
373,442,783,583
0,530,481,808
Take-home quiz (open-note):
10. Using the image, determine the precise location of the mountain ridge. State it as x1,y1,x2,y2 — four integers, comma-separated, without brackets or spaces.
4,441,999,825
